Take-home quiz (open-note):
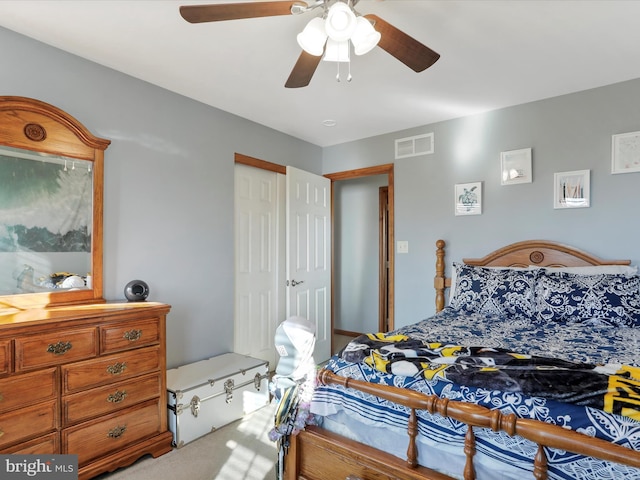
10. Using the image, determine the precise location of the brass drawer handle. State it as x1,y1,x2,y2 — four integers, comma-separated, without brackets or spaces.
107,390,127,403
47,341,72,355
107,362,127,375
123,329,142,342
107,425,127,438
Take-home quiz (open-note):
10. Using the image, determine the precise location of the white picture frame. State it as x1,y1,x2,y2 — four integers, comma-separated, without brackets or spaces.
611,131,640,174
500,148,532,185
455,182,482,216
554,170,590,209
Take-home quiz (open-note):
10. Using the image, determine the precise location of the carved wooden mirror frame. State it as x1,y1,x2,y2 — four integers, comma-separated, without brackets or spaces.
0,96,110,309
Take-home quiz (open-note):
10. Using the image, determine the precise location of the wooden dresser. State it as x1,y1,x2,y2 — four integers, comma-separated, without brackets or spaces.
0,301,173,479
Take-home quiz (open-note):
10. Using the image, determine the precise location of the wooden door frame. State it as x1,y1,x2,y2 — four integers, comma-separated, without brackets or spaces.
235,153,286,173
379,186,389,333
325,164,395,333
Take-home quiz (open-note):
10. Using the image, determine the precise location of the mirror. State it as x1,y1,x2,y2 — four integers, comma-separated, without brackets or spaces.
0,96,110,309
1,147,94,294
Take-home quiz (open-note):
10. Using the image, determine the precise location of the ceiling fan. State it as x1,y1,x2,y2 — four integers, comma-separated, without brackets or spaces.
179,0,440,88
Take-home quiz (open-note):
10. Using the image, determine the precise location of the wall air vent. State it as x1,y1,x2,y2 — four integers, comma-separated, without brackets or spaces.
395,132,434,159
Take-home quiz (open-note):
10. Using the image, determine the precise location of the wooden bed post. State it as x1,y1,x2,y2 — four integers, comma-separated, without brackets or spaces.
434,239,447,312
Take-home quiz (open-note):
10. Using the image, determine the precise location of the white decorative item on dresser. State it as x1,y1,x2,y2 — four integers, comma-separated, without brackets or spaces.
0,302,173,479
166,353,270,448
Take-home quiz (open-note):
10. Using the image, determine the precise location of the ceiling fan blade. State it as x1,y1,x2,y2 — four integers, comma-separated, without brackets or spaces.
285,51,322,88
364,14,440,72
180,1,300,23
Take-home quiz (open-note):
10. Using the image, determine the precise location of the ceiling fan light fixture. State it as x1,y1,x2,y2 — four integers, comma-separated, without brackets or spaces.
324,2,357,42
351,16,381,55
297,17,327,56
323,38,350,62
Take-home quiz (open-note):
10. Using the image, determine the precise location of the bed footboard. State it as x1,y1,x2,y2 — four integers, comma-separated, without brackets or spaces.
285,369,640,480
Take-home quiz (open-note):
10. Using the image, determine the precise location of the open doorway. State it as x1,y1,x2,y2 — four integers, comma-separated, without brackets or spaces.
325,164,394,353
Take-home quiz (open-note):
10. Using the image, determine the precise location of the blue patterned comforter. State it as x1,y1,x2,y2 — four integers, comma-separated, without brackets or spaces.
312,308,640,479
397,307,640,367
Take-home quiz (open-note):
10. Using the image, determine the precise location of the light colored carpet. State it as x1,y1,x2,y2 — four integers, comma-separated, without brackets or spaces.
95,401,277,480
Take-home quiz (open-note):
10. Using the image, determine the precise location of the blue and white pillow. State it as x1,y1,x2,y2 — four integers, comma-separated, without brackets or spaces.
535,271,640,327
449,263,537,318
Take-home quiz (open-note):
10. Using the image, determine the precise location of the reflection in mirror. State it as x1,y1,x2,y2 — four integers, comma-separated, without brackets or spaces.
0,146,93,295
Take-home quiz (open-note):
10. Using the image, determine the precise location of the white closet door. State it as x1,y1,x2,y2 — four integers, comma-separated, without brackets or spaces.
234,164,284,368
286,166,332,363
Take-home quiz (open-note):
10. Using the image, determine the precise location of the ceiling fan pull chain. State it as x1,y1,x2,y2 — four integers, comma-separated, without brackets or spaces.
347,59,352,82
336,62,341,82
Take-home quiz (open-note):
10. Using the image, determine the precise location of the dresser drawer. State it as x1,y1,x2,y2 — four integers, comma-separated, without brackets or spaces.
0,340,10,376
63,372,162,425
15,327,98,372
0,399,57,449
62,345,161,394
100,317,160,354
63,399,164,466
3,432,59,454
0,368,57,414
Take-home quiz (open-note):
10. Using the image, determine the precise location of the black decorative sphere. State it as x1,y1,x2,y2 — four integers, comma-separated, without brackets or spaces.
124,280,149,302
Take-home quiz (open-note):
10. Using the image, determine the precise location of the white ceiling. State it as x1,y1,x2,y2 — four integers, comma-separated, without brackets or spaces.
2,0,640,147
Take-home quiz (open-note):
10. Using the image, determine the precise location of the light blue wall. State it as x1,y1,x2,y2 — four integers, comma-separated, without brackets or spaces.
1,27,322,368
323,79,640,329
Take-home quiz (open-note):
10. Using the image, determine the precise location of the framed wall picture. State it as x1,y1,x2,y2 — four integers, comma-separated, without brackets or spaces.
612,131,640,174
500,148,532,185
554,170,590,209
455,182,482,215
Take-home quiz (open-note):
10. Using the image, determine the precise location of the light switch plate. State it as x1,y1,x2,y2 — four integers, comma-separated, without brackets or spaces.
397,240,409,254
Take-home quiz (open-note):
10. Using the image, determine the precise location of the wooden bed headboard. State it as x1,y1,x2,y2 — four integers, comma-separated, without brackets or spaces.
434,239,632,312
